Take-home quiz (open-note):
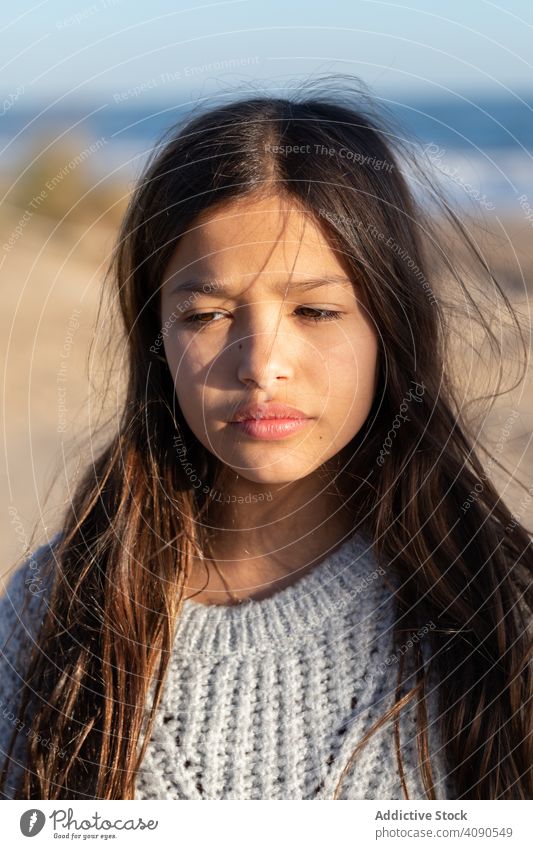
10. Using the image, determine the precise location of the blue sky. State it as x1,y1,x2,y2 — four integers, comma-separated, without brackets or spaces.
2,0,533,104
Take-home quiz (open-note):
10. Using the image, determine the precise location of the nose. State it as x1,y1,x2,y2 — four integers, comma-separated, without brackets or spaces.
235,319,294,390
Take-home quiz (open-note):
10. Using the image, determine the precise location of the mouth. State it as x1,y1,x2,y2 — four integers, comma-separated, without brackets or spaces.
227,401,313,440
230,402,309,422
229,417,312,441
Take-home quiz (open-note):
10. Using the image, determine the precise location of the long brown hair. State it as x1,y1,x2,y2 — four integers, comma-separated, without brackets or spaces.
2,77,532,799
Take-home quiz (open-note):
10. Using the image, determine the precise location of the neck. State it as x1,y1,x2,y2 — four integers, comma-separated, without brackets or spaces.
188,464,357,604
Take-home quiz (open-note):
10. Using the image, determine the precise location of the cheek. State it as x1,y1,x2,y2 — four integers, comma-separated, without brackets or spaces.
165,333,207,376
315,333,378,451
320,331,378,402
164,338,211,430
165,327,228,396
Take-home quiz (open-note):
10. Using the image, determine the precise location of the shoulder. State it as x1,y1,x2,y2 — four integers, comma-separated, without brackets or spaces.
0,532,63,798
0,535,62,721
0,532,62,648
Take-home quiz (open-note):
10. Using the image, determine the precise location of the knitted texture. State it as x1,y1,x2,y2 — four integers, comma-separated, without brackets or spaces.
1,532,454,800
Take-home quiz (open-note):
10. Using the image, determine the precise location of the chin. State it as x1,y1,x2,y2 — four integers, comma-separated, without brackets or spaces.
223,457,320,486
238,472,302,486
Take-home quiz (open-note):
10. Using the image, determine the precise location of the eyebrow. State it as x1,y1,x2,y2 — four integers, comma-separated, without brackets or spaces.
167,274,353,297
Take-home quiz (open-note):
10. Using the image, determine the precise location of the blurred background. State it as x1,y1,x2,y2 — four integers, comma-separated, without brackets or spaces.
1,0,532,573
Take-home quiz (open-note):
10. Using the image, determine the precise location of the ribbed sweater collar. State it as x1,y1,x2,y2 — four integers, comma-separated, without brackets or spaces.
173,532,387,656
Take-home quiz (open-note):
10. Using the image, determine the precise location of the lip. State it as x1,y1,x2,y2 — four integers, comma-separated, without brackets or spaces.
230,402,309,422
231,418,311,440
228,402,312,441
231,419,311,442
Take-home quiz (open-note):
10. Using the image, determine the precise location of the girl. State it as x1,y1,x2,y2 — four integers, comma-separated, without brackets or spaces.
1,79,532,801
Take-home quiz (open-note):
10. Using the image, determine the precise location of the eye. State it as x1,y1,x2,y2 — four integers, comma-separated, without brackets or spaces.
183,310,225,325
295,307,343,322
183,307,343,326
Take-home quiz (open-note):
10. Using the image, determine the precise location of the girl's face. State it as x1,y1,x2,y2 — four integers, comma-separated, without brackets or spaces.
160,193,379,486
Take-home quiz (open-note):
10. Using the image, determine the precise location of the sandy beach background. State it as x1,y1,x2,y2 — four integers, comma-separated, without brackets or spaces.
1,130,532,578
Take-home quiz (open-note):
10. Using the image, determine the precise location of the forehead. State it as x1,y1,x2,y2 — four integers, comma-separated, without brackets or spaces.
162,193,348,284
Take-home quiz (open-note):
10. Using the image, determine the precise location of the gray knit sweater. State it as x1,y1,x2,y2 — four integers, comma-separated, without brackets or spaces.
0,532,454,800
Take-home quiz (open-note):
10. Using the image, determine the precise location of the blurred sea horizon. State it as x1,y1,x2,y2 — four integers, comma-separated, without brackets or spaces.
1,92,533,213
